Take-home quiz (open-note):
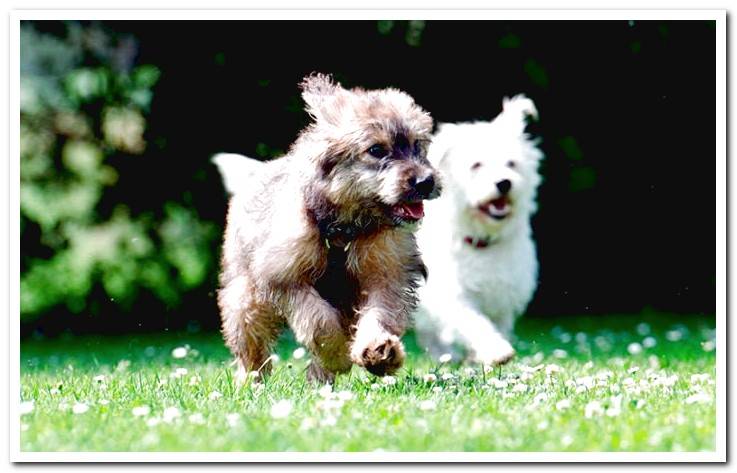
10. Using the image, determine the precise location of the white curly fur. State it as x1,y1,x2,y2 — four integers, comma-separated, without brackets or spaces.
414,95,544,366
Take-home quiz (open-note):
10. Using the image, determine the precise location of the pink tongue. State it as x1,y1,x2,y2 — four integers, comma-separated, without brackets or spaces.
491,197,508,210
403,201,425,219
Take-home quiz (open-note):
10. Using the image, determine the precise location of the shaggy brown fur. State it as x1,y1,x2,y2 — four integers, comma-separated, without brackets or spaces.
217,74,440,383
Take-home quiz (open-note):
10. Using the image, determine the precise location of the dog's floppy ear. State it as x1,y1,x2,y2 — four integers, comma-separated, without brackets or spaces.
300,73,346,125
499,94,539,136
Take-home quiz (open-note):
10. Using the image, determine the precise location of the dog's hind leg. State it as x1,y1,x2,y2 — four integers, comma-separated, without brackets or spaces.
219,276,282,383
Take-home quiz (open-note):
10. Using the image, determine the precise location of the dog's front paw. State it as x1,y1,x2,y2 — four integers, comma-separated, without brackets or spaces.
470,339,516,367
352,334,406,377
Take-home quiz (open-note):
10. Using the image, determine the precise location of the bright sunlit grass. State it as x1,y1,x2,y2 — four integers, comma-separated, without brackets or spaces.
19,312,716,452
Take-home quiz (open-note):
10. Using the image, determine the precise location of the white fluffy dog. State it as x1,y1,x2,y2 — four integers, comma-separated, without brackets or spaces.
414,95,543,366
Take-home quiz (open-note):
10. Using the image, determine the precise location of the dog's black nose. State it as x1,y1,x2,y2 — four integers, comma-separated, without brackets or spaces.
496,179,512,195
411,174,436,199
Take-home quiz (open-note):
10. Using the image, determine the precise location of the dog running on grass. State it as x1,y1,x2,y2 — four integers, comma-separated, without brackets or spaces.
414,95,543,367
212,74,440,383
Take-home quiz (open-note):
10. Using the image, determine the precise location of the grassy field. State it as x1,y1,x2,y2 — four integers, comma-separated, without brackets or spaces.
19,311,716,452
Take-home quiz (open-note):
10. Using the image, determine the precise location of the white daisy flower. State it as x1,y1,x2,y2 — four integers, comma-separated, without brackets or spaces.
422,373,437,383
685,392,712,405
318,384,333,398
320,415,337,427
690,373,711,383
72,402,89,414
576,376,596,390
512,383,528,393
170,367,188,379
188,413,205,425
225,413,240,427
270,400,293,419
419,400,436,411
132,405,151,417
605,395,623,417
382,376,397,385
299,417,316,430
146,417,161,427
584,400,603,418
336,390,354,401
531,393,548,406
665,330,683,342
545,364,562,376
552,349,568,359
93,375,106,383
702,340,716,352
163,406,181,423
441,373,455,381
438,353,452,364
171,347,188,359
292,347,306,360
636,322,651,336
99,399,110,405
20,401,34,415
642,337,657,348
208,391,223,401
432,386,443,394
556,399,572,411
487,378,508,389
627,342,643,355
316,399,344,411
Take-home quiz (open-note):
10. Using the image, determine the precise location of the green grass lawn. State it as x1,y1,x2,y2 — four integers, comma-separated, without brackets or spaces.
19,311,716,452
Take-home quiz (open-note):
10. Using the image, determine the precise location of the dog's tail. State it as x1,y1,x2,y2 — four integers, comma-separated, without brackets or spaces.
498,94,538,135
211,153,264,195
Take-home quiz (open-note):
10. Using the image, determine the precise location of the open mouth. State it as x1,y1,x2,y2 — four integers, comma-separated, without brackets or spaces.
478,196,512,220
391,200,425,223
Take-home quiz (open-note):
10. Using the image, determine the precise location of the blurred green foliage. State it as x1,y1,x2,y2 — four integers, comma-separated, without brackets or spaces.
20,23,217,320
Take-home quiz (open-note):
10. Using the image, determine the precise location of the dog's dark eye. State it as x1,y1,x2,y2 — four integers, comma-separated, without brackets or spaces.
471,162,483,171
507,160,516,168
367,144,389,159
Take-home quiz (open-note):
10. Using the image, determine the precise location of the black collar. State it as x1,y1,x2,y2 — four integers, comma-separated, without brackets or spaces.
463,235,497,249
320,221,360,248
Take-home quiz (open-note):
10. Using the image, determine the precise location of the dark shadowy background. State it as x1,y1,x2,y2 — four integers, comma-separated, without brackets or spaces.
19,20,716,337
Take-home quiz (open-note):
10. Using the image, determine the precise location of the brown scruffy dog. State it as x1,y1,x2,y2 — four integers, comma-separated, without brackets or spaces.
214,74,440,383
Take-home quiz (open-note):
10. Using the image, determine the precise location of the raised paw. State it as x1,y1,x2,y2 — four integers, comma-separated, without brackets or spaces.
352,334,406,377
